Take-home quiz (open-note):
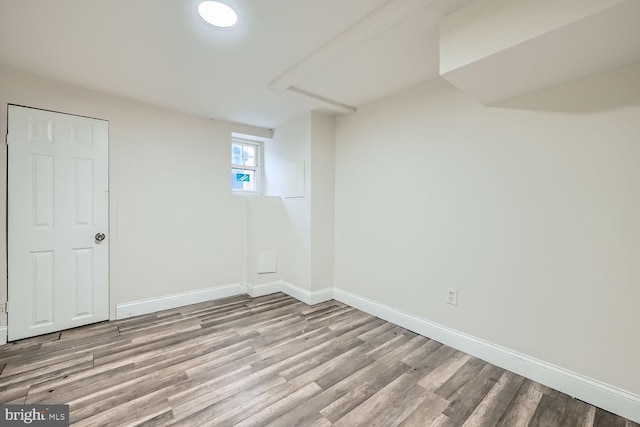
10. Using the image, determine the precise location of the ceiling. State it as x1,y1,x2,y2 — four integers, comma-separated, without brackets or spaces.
0,0,470,128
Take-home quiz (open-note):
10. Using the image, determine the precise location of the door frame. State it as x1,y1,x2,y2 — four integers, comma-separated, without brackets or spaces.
4,103,111,343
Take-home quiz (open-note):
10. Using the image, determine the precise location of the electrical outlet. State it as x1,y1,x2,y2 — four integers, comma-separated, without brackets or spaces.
446,287,458,306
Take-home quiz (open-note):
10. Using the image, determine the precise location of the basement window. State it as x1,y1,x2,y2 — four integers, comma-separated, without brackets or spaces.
231,139,262,193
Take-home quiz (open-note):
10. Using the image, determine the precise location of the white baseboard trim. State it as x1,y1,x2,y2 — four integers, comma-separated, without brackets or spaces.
309,287,335,305
281,281,334,305
115,280,333,321
246,281,282,298
115,283,247,320
333,288,640,424
0,326,7,345
247,280,334,305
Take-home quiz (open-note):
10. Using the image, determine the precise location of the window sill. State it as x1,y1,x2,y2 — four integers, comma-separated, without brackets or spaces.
231,191,262,197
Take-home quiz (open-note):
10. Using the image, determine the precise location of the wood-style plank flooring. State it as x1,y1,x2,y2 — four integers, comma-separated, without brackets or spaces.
0,293,637,426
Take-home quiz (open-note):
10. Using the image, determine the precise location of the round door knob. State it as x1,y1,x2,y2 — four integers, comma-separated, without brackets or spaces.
95,233,106,242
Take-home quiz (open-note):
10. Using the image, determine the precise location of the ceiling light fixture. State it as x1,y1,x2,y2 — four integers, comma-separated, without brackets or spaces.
197,1,238,29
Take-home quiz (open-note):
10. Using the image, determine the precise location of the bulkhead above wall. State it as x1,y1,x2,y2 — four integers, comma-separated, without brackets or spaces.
439,0,640,106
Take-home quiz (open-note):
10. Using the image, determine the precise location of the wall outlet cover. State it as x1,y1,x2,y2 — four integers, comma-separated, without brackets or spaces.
446,287,458,306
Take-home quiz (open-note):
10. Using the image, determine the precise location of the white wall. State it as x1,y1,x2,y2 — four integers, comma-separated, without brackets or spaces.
334,65,640,395
245,196,286,284
262,111,336,292
265,112,312,289
0,66,268,322
310,112,336,292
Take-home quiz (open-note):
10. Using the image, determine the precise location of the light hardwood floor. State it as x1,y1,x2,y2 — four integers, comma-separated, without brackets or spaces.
0,293,637,426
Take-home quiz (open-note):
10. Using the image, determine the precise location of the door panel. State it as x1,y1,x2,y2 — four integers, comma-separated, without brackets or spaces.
72,248,94,319
73,158,94,227
8,105,109,341
30,154,55,228
30,251,55,327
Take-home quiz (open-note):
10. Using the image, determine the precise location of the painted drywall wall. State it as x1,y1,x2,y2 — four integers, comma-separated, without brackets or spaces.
245,196,286,284
310,112,336,292
334,65,640,395
262,111,336,291
265,112,312,289
0,66,268,323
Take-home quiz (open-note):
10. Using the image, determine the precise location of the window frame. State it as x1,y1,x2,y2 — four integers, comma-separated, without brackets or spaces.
231,138,263,194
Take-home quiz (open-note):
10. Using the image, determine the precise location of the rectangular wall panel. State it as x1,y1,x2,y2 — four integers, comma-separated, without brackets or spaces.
30,154,54,228
73,248,93,318
30,251,54,327
73,158,93,227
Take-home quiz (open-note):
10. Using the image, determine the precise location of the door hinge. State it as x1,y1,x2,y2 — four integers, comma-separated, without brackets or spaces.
0,301,6,314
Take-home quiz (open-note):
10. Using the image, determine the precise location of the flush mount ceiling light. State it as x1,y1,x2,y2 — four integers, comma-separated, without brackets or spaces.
197,1,238,29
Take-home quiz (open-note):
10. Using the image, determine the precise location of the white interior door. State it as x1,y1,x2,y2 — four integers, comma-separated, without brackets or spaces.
8,105,109,341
